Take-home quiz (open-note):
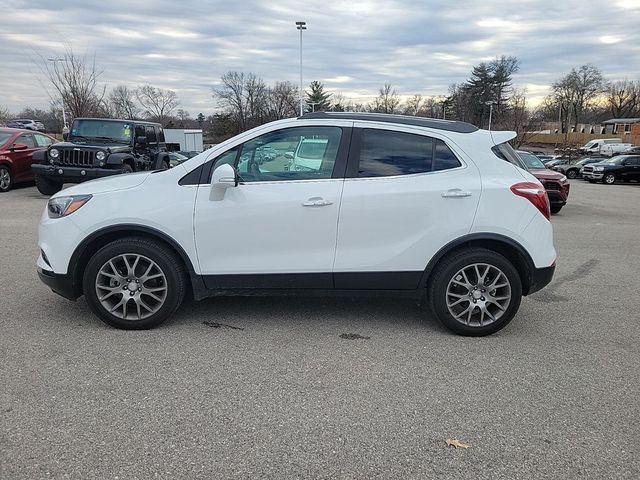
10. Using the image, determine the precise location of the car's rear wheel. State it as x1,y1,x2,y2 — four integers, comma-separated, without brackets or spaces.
0,165,12,192
428,248,522,336
604,173,616,184
83,237,186,329
566,169,578,179
35,175,63,195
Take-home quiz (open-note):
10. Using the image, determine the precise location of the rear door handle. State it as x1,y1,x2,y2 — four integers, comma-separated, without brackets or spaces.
302,197,333,207
442,189,472,198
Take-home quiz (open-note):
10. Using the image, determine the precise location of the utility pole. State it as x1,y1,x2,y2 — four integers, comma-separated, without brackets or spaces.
296,21,307,116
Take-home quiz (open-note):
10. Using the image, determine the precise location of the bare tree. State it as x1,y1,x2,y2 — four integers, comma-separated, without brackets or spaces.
136,85,179,125
108,85,139,119
550,64,605,131
265,81,298,120
39,49,106,119
605,80,639,118
0,105,10,125
404,94,423,116
372,84,401,114
213,71,268,132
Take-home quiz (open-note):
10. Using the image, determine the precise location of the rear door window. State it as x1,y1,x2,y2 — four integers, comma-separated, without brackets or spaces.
145,126,157,145
358,129,433,177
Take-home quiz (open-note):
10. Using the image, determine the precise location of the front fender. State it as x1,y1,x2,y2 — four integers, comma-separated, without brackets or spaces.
32,150,47,163
105,153,134,166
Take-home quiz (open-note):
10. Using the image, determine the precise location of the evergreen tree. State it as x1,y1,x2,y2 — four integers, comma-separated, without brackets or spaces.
305,81,332,112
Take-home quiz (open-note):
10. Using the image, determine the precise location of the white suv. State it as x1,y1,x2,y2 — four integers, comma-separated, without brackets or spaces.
36,113,556,336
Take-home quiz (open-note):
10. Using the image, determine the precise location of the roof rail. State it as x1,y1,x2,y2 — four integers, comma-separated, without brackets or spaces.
298,112,479,133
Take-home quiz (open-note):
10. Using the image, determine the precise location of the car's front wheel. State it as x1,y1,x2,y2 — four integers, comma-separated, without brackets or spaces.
0,165,12,192
603,173,616,184
428,248,522,336
566,169,578,179
83,237,186,329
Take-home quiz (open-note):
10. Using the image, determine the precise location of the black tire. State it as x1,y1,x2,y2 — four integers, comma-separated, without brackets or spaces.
0,165,12,192
162,160,170,170
82,237,186,330
428,248,522,336
566,169,578,179
603,173,616,185
550,204,563,214
121,163,134,174
35,175,63,195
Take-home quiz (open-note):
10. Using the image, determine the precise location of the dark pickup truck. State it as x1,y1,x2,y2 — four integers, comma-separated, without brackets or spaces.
32,118,170,195
582,155,640,184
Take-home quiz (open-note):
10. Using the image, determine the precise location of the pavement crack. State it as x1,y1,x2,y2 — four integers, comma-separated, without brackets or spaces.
339,333,370,340
202,321,244,330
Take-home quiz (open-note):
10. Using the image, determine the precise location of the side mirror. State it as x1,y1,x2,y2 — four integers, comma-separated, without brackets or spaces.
284,151,294,160
11,143,28,151
136,136,147,147
210,163,238,201
62,132,69,141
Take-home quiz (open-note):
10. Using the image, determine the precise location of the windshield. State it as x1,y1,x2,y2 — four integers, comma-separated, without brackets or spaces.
603,157,625,164
69,120,133,144
0,132,13,147
296,140,328,159
583,141,595,148
517,151,546,169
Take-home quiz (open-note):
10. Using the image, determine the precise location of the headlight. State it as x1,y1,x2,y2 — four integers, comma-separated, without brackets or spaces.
559,175,567,182
593,166,604,172
47,195,92,219
49,148,59,159
96,151,106,161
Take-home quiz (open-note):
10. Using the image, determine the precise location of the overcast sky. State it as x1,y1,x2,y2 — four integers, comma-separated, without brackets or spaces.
1,0,639,115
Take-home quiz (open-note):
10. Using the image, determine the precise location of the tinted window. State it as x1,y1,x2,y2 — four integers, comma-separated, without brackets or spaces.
237,127,341,182
16,134,36,148
492,142,526,169
34,134,53,147
358,129,433,177
135,125,145,139
156,127,165,143
145,126,157,144
434,139,462,171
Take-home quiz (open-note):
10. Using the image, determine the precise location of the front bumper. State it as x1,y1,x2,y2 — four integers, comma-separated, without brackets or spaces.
582,172,603,180
32,164,122,182
527,264,555,295
37,268,80,300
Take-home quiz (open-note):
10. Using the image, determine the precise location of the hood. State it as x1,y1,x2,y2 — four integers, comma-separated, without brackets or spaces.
528,168,566,181
52,171,151,197
52,141,131,153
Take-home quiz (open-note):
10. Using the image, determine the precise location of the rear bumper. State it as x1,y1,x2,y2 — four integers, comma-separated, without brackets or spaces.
32,164,122,182
37,268,79,300
527,264,555,295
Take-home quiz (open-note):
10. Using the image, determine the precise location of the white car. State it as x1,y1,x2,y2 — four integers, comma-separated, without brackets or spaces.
37,112,556,336
288,138,329,172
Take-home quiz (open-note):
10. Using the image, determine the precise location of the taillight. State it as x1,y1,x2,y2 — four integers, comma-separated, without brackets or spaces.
510,182,550,221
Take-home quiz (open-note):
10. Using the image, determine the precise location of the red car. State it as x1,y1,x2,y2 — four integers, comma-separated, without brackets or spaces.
0,128,56,192
517,150,570,214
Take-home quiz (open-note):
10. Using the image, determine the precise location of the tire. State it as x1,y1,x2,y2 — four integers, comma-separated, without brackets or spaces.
428,248,522,336
566,169,578,179
162,160,170,170
0,165,12,192
603,173,616,184
121,163,134,174
35,175,63,195
550,204,563,214
82,237,186,330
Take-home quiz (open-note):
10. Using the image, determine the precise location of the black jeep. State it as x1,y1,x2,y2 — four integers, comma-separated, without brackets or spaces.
32,118,171,195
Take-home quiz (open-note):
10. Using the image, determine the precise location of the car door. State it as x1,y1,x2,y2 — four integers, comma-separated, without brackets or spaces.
334,125,481,289
11,133,38,181
626,157,640,180
193,124,350,289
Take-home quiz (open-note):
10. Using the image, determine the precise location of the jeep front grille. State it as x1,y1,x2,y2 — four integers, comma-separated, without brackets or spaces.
58,149,95,167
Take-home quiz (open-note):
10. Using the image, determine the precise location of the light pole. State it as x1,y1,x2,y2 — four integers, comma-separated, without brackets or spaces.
48,57,68,131
296,21,307,116
485,100,496,131
308,101,320,112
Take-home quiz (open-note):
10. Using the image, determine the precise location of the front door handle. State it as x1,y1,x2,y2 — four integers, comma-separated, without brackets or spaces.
442,189,472,198
302,197,333,207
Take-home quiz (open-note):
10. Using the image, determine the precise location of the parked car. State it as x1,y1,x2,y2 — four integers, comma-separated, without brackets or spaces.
516,150,570,214
168,151,189,167
582,155,640,184
579,138,622,155
6,119,46,132
0,128,56,192
36,112,556,336
286,138,329,172
552,157,604,179
601,143,634,157
543,158,563,168
31,118,171,195
177,150,199,159
621,145,640,155
536,154,554,162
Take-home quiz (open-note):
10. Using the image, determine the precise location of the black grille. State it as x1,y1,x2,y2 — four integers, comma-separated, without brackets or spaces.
583,166,594,173
58,149,95,166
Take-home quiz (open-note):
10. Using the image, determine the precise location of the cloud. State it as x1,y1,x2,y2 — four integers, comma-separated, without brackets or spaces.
0,0,639,114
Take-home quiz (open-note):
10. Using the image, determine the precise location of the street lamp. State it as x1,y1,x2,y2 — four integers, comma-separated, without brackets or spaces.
485,100,497,131
48,57,68,131
295,21,307,116
308,101,320,112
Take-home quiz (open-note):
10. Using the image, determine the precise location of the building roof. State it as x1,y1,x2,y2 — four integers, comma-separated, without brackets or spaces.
601,118,640,125
299,112,479,133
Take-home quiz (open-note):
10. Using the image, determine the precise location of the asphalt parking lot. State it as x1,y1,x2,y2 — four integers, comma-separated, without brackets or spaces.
1,181,639,479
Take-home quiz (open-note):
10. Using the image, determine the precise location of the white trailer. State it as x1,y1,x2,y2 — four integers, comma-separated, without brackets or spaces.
164,129,204,152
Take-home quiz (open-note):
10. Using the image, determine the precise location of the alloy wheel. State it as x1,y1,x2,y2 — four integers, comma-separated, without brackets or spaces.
95,253,168,320
446,263,511,327
0,168,10,191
